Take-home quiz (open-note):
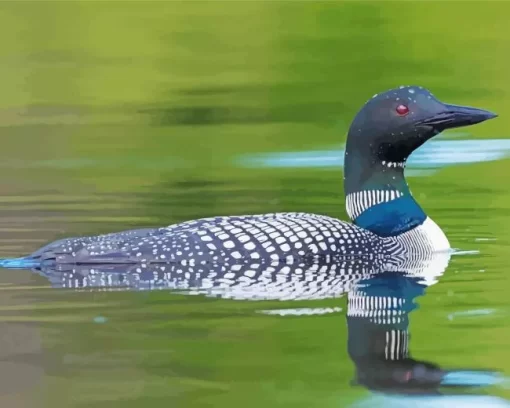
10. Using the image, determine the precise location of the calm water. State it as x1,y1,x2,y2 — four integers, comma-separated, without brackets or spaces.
1,2,510,407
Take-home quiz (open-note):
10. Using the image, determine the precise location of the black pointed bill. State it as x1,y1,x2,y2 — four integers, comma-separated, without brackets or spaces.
417,104,497,131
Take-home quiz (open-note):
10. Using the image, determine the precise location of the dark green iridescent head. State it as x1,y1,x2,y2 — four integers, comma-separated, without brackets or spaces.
344,85,497,195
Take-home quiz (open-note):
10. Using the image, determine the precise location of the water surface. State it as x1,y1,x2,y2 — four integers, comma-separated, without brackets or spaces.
0,2,510,407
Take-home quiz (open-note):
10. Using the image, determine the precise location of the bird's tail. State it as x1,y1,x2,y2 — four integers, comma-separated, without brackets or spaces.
0,257,40,269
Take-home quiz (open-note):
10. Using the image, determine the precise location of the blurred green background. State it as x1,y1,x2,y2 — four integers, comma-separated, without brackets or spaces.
0,1,509,407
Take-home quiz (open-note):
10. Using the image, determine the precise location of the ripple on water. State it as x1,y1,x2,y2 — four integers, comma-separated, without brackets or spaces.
351,395,510,408
236,138,510,174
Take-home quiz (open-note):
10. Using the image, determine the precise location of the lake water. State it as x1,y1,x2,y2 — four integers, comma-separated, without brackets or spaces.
0,2,510,407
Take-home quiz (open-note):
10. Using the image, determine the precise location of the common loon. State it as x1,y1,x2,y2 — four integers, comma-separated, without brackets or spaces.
0,86,496,269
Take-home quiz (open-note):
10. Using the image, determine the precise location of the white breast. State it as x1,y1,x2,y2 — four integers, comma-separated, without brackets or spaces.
412,217,450,251
384,217,450,255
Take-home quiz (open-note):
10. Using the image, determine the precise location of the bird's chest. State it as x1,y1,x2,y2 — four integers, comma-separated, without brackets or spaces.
390,217,450,253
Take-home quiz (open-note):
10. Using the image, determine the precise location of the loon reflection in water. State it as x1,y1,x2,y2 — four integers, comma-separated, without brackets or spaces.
31,250,502,396
0,86,498,268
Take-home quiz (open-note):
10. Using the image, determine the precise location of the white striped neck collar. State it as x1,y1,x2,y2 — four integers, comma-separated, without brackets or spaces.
345,189,406,221
345,188,426,237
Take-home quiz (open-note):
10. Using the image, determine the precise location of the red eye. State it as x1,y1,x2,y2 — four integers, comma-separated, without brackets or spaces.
396,104,409,116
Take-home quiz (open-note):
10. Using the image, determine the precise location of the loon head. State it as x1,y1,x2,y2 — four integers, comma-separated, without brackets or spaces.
343,85,497,234
345,85,497,178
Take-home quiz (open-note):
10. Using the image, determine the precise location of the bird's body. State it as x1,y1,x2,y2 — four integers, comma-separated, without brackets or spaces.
24,212,448,266
35,225,452,301
0,85,496,269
